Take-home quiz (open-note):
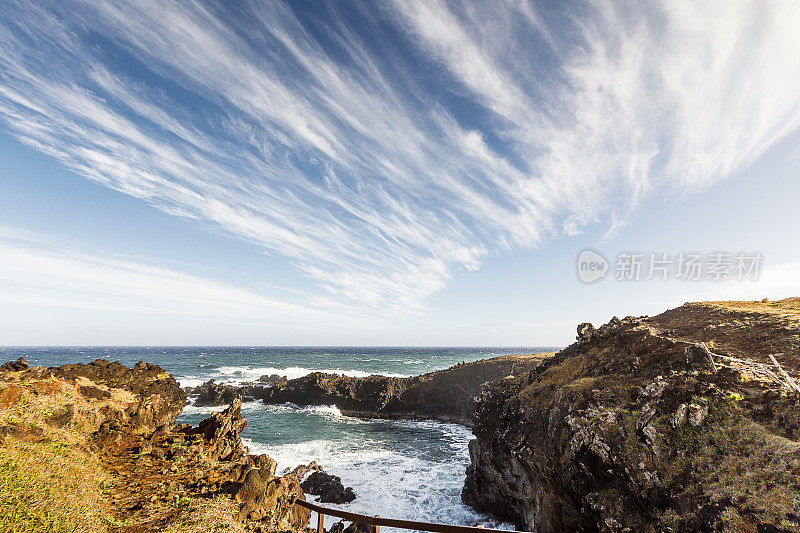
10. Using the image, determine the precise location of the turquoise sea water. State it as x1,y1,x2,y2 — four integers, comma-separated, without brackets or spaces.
0,346,555,529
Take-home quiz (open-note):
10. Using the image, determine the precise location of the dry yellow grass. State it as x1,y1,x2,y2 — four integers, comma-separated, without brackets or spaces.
703,297,800,318
159,495,246,533
0,374,253,533
0,377,114,533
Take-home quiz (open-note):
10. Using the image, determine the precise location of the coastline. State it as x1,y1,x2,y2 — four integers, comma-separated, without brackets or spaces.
1,298,799,532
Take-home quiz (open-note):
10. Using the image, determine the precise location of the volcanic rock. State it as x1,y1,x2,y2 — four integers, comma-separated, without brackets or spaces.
301,471,356,504
462,299,800,532
262,353,551,425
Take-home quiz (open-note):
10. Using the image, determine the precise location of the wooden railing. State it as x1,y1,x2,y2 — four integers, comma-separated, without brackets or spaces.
697,343,800,393
295,499,521,533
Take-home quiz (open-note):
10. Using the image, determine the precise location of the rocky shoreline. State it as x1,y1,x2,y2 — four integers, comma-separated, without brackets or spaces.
0,349,541,531
1,298,799,532
185,353,551,426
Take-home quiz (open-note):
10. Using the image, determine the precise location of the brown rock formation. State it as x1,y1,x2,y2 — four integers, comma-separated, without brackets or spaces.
190,397,248,462
18,358,186,430
0,358,309,532
462,299,800,532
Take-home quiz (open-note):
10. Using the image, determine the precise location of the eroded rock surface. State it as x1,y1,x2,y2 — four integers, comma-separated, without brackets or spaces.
190,397,248,462
23,359,186,430
462,299,800,532
185,379,276,407
0,359,310,532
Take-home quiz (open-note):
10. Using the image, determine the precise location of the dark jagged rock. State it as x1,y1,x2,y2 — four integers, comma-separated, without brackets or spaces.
576,322,595,343
301,470,356,504
284,460,323,478
262,354,551,426
185,378,274,407
186,379,242,407
185,398,248,462
0,356,28,371
462,299,800,532
258,374,284,384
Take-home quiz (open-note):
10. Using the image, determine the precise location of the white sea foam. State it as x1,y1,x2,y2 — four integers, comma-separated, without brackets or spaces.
243,419,512,532
205,365,409,386
178,377,206,388
180,400,264,416
277,403,343,416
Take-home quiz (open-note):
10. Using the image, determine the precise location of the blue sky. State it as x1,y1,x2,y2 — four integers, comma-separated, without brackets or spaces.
0,0,799,346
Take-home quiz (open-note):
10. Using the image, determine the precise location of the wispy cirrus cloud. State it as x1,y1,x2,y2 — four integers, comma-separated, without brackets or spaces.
0,0,798,313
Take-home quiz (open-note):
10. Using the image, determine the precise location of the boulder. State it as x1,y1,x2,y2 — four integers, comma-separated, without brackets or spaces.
235,466,275,519
301,471,356,504
236,471,309,530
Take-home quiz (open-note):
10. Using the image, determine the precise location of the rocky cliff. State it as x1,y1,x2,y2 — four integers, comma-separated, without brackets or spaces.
462,298,800,532
261,354,551,425
0,358,310,532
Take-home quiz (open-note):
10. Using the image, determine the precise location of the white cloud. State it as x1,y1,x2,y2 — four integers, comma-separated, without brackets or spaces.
0,233,361,327
0,0,798,313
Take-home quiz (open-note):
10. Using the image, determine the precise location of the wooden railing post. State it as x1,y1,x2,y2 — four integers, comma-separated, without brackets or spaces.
293,499,523,532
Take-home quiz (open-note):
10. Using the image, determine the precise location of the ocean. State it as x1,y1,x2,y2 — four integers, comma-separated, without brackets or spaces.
0,346,555,529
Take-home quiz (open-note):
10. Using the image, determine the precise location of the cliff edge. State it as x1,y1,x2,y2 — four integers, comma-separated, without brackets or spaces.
462,298,800,532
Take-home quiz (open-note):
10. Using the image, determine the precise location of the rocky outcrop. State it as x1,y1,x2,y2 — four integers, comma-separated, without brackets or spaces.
262,354,551,425
189,397,249,462
235,466,309,527
2,358,185,430
0,359,310,532
301,470,356,504
462,299,800,532
0,356,28,371
185,379,277,407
